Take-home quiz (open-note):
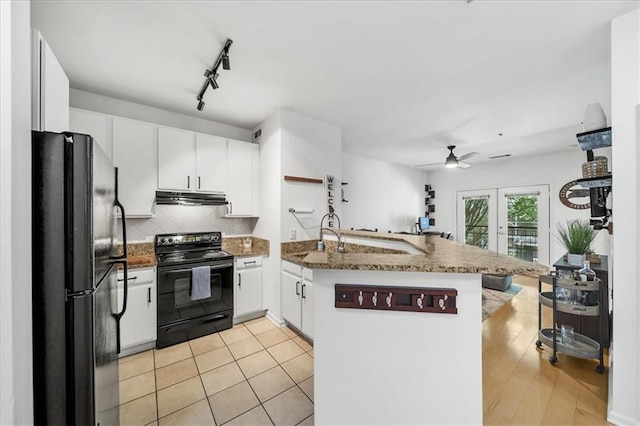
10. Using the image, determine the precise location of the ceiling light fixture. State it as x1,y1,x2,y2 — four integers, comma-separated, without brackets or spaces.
196,38,233,111
444,146,459,168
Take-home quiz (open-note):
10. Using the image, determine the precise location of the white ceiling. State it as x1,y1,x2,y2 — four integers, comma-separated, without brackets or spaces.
31,1,638,169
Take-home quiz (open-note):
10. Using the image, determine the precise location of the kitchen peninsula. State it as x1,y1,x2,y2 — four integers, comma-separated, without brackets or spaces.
296,230,548,425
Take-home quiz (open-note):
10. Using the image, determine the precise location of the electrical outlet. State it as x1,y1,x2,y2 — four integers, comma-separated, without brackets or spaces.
289,229,297,240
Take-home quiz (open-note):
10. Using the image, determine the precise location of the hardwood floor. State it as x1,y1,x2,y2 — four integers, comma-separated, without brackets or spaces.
483,275,610,425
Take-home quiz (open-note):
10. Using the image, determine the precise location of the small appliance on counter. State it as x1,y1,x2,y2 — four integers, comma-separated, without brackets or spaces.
32,131,128,425
155,232,234,348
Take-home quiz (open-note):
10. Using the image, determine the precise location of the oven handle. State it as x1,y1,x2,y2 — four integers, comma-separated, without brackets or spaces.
162,313,228,334
160,263,234,274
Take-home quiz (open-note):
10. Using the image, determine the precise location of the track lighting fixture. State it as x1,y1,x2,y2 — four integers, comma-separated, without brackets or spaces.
195,38,233,111
222,53,230,70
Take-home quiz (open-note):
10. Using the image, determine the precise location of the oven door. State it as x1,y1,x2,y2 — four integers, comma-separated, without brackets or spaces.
157,260,233,327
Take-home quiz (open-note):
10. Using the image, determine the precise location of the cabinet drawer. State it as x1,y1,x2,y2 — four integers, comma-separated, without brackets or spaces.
117,267,155,285
235,256,263,269
282,260,301,276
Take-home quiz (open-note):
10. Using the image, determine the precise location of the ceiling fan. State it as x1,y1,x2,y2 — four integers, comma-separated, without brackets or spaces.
415,145,479,169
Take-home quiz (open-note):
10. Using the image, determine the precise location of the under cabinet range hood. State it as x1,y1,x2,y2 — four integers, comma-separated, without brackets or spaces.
155,191,228,206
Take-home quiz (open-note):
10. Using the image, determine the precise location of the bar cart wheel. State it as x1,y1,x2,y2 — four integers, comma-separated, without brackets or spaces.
549,356,558,365
536,340,542,349
596,364,605,374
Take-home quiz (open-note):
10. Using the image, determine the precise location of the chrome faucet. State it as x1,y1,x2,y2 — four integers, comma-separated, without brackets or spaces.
319,213,345,252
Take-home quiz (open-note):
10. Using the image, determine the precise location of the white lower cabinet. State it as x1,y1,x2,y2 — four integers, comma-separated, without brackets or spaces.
116,267,157,354
281,261,313,339
234,256,264,318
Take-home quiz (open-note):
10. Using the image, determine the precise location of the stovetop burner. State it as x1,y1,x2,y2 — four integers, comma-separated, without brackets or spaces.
155,232,233,265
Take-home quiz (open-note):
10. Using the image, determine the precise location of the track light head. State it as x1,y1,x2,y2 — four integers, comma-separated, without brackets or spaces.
222,54,230,70
208,74,219,89
197,99,205,111
204,69,212,78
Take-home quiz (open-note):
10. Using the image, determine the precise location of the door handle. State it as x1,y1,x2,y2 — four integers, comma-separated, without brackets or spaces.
198,176,201,189
117,276,137,282
147,287,151,303
302,283,306,299
238,273,242,288
228,202,233,214
295,281,300,296
187,176,190,189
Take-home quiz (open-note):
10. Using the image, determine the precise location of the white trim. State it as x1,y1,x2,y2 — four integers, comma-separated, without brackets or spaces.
607,410,640,426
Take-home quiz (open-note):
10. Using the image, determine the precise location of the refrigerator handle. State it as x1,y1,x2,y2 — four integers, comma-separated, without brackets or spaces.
114,259,129,355
112,167,128,260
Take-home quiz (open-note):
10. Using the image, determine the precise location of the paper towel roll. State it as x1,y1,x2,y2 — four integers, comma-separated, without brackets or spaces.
288,208,315,214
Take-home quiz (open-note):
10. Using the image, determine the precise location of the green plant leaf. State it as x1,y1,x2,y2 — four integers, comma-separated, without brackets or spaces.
555,219,597,254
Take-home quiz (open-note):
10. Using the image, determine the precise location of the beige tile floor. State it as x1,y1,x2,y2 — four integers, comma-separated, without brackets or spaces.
118,317,314,426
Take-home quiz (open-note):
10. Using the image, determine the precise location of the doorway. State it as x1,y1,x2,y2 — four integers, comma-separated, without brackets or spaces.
456,185,550,265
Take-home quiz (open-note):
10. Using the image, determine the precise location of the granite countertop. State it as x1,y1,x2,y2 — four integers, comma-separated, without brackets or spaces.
284,230,549,275
223,236,270,257
116,236,270,270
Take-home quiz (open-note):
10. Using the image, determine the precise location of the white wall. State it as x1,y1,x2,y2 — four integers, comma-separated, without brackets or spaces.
253,110,283,322
427,148,612,266
609,9,640,426
0,1,33,423
281,109,342,242
342,152,428,233
70,88,252,142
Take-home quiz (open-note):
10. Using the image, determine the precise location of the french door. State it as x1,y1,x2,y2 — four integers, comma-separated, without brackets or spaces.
456,185,550,265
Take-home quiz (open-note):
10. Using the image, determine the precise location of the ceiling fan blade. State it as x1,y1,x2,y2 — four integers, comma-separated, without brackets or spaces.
458,152,479,161
457,152,479,161
458,162,471,169
414,162,442,168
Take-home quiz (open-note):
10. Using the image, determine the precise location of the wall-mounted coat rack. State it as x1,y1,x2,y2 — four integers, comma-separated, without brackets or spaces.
335,284,457,314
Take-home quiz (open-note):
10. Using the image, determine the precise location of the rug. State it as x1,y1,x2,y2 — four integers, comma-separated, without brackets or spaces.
482,284,522,321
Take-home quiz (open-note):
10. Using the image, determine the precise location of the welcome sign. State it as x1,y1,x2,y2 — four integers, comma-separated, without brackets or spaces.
326,175,336,227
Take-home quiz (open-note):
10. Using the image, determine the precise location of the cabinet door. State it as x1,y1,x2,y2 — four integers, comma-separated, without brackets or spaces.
301,280,313,339
281,270,302,330
227,140,257,216
37,36,69,132
116,274,157,350
69,108,111,160
158,127,196,191
236,267,263,317
112,118,157,217
196,134,227,193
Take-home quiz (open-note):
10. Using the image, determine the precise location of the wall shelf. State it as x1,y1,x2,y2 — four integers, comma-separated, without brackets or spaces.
577,175,612,188
284,175,323,184
576,127,612,151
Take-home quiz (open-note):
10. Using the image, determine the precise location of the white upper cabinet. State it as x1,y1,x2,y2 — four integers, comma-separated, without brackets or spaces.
32,30,69,132
157,127,196,191
227,139,259,217
69,108,112,160
158,130,228,193
112,118,157,217
195,134,227,193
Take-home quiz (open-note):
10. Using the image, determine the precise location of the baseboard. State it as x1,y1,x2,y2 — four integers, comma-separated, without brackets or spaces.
119,340,156,358
233,309,268,325
266,311,285,327
607,410,639,425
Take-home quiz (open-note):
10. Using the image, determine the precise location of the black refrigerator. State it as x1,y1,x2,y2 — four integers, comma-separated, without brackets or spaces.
32,131,129,425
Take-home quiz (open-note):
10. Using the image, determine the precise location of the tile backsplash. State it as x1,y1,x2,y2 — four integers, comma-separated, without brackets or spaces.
117,204,257,242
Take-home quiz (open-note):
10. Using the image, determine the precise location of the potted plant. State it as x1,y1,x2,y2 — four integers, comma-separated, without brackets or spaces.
556,219,597,266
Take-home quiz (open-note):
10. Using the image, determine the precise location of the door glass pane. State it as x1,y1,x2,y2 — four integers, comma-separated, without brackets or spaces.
506,195,538,262
465,197,489,249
